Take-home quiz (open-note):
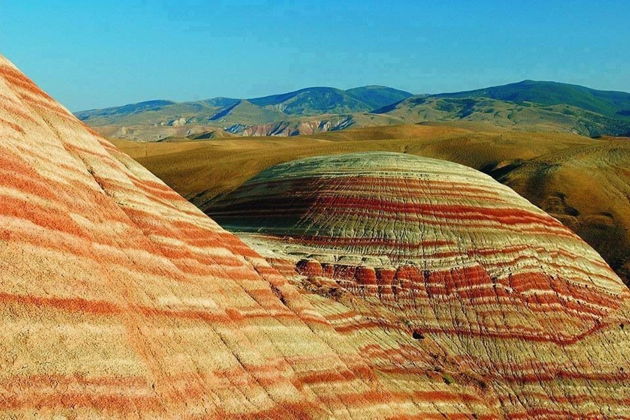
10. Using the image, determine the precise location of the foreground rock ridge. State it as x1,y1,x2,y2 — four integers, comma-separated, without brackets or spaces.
209,152,630,418
0,56,524,418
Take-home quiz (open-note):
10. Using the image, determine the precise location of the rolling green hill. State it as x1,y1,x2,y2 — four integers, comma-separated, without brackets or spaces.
74,86,411,140
376,81,630,137
249,87,366,114
75,99,239,126
344,85,413,109
76,86,412,125
434,80,630,118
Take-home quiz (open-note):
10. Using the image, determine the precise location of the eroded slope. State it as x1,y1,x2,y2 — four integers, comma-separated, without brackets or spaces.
209,152,630,418
0,56,496,418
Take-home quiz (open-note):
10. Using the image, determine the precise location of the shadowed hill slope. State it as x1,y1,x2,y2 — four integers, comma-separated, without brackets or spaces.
345,85,413,109
492,140,630,284
0,56,506,418
208,152,630,418
248,87,371,115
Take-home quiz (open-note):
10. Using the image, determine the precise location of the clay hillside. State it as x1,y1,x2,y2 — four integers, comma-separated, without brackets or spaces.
0,56,506,418
1,54,629,418
208,152,630,418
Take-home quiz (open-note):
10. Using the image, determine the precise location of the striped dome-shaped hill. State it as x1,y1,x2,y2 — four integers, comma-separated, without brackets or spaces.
0,56,509,418
209,152,630,418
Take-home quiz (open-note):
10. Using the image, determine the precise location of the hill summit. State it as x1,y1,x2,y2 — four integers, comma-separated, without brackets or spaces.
209,152,630,418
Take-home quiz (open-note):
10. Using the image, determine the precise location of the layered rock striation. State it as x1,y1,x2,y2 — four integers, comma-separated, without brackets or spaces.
209,152,630,418
0,56,503,417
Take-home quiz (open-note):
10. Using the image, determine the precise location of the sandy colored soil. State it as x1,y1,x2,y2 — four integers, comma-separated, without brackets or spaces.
0,55,503,418
112,123,593,202
494,139,630,283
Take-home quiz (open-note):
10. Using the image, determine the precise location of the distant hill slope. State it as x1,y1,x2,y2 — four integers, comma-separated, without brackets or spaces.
76,86,411,124
251,86,380,114
435,80,630,118
344,85,413,109
376,81,630,137
248,86,412,114
75,98,242,127
75,85,412,140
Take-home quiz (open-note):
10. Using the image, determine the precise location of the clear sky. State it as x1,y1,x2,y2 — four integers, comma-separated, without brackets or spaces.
1,0,629,111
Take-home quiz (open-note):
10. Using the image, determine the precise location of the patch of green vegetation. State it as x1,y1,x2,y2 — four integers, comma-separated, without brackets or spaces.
435,100,457,113
345,85,412,109
442,373,456,385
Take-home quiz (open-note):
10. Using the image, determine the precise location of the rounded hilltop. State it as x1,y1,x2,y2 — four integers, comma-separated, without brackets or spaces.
209,151,630,418
208,150,626,340
210,151,610,275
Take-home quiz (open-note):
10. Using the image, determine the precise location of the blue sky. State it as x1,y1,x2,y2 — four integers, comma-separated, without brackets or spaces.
1,0,629,111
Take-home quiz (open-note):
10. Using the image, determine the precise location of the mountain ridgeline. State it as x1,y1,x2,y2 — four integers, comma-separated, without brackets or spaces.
75,86,412,140
76,81,630,140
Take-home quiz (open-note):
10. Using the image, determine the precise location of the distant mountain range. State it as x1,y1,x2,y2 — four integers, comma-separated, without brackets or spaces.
76,81,630,140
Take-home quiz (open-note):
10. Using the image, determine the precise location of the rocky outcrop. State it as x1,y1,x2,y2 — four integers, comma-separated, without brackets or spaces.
208,152,630,418
0,57,503,417
93,115,356,140
229,115,355,137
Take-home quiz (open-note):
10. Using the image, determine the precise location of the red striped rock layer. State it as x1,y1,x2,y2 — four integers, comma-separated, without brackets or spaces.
0,56,503,418
208,152,630,418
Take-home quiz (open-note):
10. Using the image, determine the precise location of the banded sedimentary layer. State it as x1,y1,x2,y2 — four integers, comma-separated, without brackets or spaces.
0,56,510,418
209,152,630,418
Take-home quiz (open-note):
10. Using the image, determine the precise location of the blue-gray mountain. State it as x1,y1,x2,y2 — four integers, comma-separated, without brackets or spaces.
75,86,411,125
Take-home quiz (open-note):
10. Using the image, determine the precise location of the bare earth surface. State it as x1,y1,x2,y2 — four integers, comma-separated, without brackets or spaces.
0,56,505,418
208,152,630,418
